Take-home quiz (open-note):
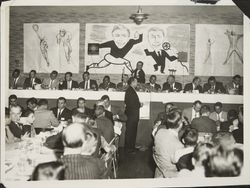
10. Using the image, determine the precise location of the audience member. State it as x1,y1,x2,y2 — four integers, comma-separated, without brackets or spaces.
220,109,238,132
153,109,184,178
9,94,18,108
191,105,217,134
59,72,79,90
23,70,42,89
145,75,161,92
59,123,107,179
33,99,59,131
226,75,243,95
10,69,24,89
42,70,60,90
209,102,227,129
162,75,182,92
212,132,236,150
31,161,65,180
22,97,38,116
21,108,36,137
99,75,116,90
72,97,93,117
132,61,145,84
203,76,226,94
79,71,98,91
183,77,203,93
182,100,202,124
51,97,72,122
116,74,129,91
233,106,243,144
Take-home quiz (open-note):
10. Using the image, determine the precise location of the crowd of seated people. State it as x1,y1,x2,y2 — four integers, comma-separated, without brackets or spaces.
9,67,243,95
152,100,243,178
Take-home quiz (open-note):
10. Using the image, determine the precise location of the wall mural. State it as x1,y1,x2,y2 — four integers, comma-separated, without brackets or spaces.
195,24,243,76
85,24,190,75
24,23,79,73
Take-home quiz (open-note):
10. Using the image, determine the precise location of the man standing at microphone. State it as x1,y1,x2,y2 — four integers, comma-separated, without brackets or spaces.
124,77,142,154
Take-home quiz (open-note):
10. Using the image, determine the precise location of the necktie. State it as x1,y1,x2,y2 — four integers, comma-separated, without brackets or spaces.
85,81,88,90
49,80,53,89
58,109,62,120
13,78,17,89
67,81,71,89
217,114,220,121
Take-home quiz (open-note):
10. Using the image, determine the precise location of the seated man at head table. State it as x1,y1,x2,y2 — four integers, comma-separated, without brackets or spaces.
23,70,42,89
116,74,129,91
145,75,161,92
42,70,60,90
79,71,98,91
183,76,203,93
59,72,79,90
162,75,182,93
51,97,72,123
99,75,116,91
9,69,25,89
225,74,243,95
203,76,226,94
71,97,93,117
33,99,59,133
58,123,107,179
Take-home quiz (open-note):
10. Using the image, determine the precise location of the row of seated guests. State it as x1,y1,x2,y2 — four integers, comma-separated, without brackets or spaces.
152,101,243,178
10,64,243,95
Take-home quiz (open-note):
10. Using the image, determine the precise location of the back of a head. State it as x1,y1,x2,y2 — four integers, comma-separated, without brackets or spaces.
38,99,48,107
166,109,182,129
193,142,213,165
212,131,235,149
72,108,89,123
181,127,198,146
205,146,243,177
31,161,65,180
200,105,210,115
227,109,238,123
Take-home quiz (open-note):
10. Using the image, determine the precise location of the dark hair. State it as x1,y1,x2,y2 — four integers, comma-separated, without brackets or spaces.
12,69,20,75
165,102,174,108
72,108,89,120
30,70,37,75
166,110,182,129
233,75,241,80
9,94,17,100
38,99,48,106
193,100,202,106
212,131,235,147
205,146,243,177
26,97,37,106
103,75,110,81
51,70,58,75
193,142,213,164
31,161,65,180
137,61,144,65
83,71,90,76
181,127,198,146
214,102,222,108
77,97,86,103
150,75,157,80
58,97,66,103
192,76,200,83
227,109,238,123
200,105,210,115
208,76,216,82
65,72,72,77
22,109,34,117
128,77,137,85
101,95,110,101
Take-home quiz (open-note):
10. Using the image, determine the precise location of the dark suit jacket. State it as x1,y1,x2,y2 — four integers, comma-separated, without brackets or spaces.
111,105,127,122
145,83,161,92
133,69,145,84
162,82,182,92
59,80,79,90
203,82,226,94
125,86,140,115
10,76,25,89
23,77,42,89
79,79,98,90
191,116,217,134
184,83,203,93
51,107,72,121
96,116,115,143
104,110,114,125
7,121,28,139
99,82,116,90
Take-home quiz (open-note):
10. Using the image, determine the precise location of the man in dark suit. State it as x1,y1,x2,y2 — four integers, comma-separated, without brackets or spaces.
132,61,145,84
72,97,93,117
124,77,142,153
79,71,98,91
145,75,161,92
203,76,226,94
99,75,116,90
162,75,182,92
51,97,72,122
23,70,42,89
10,69,25,89
225,75,243,95
59,72,78,90
191,105,217,134
184,77,203,93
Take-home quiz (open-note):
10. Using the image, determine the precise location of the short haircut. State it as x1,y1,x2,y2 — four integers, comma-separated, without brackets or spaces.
212,132,235,147
192,142,213,164
205,146,243,177
112,24,130,37
58,97,66,103
101,95,110,101
165,102,174,108
200,105,210,115
181,127,198,146
51,70,58,75
166,110,182,129
208,76,216,82
214,102,222,108
137,61,144,66
150,75,157,80
77,97,86,103
31,161,65,180
65,72,72,77
128,77,137,85
12,69,20,75
22,108,34,117
38,99,48,106
227,109,238,122
193,100,202,106
148,27,165,37
9,94,17,101
30,70,37,74
192,76,200,82
167,75,175,80
26,97,37,106
233,75,241,80
72,108,89,120
10,105,22,113
103,75,110,81
83,71,90,76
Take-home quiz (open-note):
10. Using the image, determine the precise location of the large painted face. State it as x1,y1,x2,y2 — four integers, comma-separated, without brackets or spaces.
112,28,130,49
148,30,165,49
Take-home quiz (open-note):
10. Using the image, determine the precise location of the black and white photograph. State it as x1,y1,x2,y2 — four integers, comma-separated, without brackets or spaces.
1,0,250,187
